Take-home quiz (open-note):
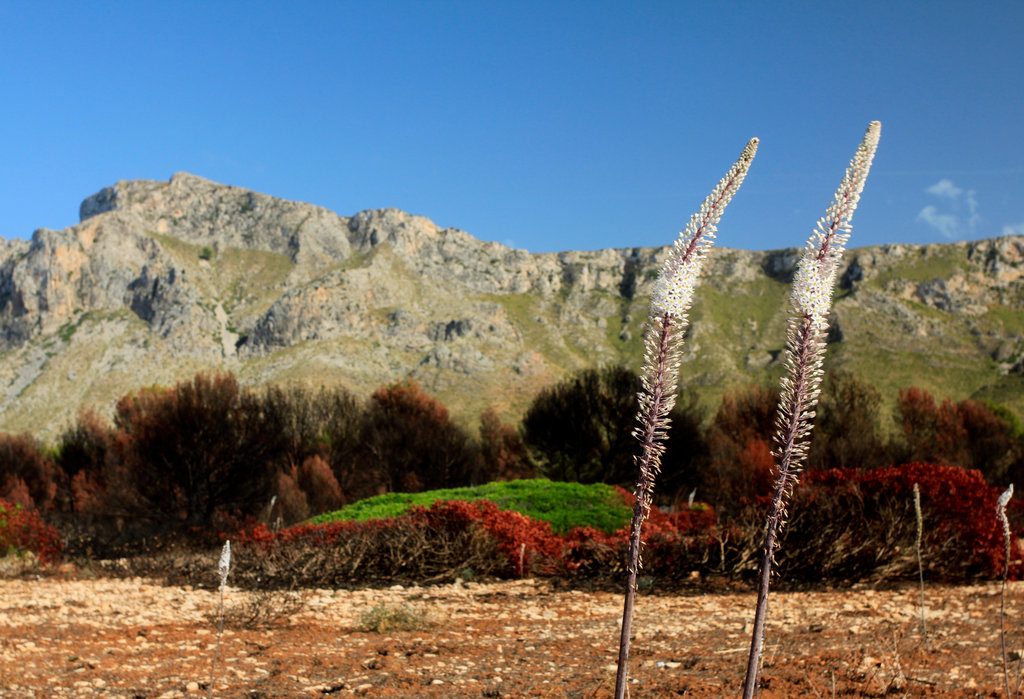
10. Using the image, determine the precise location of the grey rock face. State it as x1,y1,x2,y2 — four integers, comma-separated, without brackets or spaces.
0,171,1021,439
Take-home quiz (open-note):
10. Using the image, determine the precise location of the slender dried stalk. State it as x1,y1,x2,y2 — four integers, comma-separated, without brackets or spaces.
209,540,231,699
998,485,1014,698
742,121,880,699
913,483,928,647
613,138,758,699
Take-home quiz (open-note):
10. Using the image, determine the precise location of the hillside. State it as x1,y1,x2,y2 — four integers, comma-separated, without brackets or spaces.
0,172,1021,439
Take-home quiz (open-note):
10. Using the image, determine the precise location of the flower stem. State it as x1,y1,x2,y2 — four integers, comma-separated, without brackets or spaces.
614,315,676,698
742,315,817,698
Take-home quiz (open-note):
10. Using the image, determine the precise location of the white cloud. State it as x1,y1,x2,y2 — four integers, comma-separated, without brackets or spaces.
966,189,981,235
926,179,963,200
917,178,983,239
1003,223,1024,236
916,205,960,239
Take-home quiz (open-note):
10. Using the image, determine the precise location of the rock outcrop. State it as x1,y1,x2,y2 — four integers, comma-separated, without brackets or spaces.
0,172,1021,438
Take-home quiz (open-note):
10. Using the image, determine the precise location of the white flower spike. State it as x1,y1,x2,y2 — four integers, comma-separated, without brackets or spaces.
743,121,881,699
650,138,758,318
790,121,881,327
616,137,757,699
218,540,231,588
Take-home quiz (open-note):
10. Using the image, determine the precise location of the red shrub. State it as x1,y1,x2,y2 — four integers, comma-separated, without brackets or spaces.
559,525,623,577
795,462,1022,580
558,487,719,582
412,500,562,575
858,462,1019,578
0,499,61,564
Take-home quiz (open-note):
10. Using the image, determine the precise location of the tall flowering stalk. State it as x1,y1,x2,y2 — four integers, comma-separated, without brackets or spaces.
209,540,231,699
997,484,1014,698
741,121,880,699
613,138,758,699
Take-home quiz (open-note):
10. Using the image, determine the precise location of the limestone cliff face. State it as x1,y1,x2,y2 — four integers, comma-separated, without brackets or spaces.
0,172,1021,439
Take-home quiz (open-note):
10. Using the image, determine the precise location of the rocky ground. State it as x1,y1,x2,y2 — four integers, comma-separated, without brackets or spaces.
0,572,1018,697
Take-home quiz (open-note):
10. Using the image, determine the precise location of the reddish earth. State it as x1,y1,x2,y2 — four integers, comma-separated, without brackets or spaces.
0,571,1020,697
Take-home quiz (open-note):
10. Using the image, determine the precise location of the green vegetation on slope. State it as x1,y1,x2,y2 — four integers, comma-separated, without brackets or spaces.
865,247,965,288
310,478,632,534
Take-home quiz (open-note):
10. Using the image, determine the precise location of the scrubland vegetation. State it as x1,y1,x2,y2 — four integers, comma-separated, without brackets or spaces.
0,366,1020,590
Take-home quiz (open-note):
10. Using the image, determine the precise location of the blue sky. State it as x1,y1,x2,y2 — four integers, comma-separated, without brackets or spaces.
2,1,1022,253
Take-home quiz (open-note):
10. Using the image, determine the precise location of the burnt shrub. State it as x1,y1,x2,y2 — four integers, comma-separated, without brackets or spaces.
521,365,710,502
892,387,969,467
54,409,111,481
0,433,59,512
700,385,780,510
295,454,343,517
359,380,480,494
656,391,710,508
53,409,113,516
106,372,289,539
229,462,1017,589
478,407,536,482
272,455,344,525
233,502,516,588
954,398,1023,483
807,372,890,472
263,385,367,501
521,365,642,486
892,387,1024,484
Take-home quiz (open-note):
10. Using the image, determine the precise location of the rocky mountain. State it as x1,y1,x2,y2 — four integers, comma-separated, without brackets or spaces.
0,172,1022,440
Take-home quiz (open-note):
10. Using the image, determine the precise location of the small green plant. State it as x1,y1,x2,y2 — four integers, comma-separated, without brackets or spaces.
199,246,214,260
357,603,432,633
57,319,79,343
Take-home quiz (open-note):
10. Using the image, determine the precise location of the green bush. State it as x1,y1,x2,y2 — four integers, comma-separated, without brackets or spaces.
310,478,631,534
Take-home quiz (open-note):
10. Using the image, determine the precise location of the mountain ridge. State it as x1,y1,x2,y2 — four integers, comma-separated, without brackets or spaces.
1,172,1021,439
